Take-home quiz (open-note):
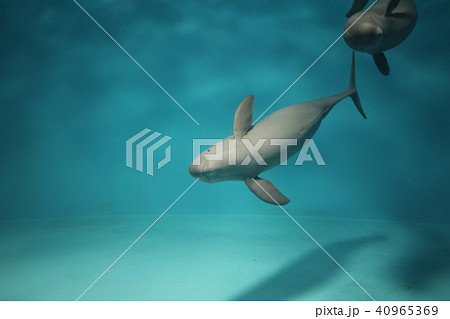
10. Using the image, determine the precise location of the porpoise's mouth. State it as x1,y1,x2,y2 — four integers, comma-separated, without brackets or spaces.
188,162,203,179
189,161,215,182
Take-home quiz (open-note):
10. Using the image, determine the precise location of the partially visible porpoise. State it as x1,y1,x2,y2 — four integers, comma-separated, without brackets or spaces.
344,0,418,75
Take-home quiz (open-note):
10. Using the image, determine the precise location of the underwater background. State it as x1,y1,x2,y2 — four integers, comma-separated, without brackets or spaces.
1,0,449,300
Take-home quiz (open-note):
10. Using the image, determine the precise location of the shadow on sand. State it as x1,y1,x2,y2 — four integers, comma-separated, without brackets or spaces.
232,235,384,301
391,226,450,298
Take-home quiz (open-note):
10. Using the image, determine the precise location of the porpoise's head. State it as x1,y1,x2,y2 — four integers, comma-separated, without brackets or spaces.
189,143,221,183
189,137,244,183
344,14,384,53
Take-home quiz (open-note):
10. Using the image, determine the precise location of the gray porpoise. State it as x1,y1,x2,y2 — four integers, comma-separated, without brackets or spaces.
344,0,418,75
189,53,366,205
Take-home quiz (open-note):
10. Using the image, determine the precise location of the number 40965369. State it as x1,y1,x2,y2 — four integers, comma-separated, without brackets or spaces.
375,305,438,316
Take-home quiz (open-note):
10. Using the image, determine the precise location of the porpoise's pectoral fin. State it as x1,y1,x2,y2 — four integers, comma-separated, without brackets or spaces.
346,0,369,18
373,52,391,76
385,0,401,16
245,177,290,206
233,95,254,139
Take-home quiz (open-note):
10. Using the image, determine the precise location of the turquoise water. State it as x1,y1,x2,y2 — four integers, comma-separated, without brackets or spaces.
1,0,449,300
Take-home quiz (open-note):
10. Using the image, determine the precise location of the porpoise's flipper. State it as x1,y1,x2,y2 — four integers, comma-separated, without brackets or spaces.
245,177,290,206
233,95,254,138
346,0,369,18
373,52,391,76
385,0,401,16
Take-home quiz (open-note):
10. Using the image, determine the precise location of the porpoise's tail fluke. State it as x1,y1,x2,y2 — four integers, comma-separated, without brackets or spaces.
347,51,367,119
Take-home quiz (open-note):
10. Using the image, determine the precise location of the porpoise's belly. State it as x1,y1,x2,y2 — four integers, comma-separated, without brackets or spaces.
240,102,325,174
370,0,418,52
